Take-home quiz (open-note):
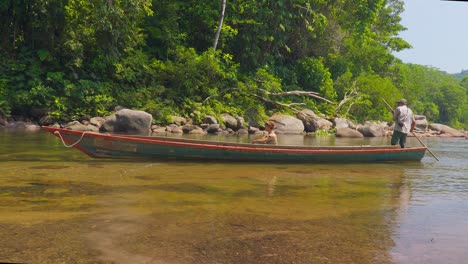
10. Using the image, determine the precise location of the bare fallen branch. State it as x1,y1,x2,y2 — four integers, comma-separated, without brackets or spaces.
335,81,358,114
253,94,304,112
258,88,335,104
202,85,335,111
345,102,354,116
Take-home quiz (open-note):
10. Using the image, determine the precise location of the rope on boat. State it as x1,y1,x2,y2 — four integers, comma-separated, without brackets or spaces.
54,130,87,148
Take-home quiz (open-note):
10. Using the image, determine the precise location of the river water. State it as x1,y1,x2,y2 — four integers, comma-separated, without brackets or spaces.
0,129,466,264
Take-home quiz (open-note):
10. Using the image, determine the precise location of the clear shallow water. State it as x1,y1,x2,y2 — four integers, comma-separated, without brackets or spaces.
0,129,466,263
391,138,468,264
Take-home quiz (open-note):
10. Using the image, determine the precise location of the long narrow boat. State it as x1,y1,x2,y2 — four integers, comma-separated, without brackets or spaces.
43,127,427,162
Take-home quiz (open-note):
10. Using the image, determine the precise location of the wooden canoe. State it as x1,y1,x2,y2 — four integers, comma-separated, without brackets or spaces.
43,127,427,162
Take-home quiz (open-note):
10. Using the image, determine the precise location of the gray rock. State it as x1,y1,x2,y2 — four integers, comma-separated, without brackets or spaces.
203,115,218,124
100,109,152,134
206,124,221,134
314,118,333,132
152,127,167,134
334,117,357,130
64,121,99,132
167,125,183,133
336,127,364,138
222,113,239,130
357,122,386,137
248,126,262,134
188,127,206,134
89,117,106,128
429,123,464,137
100,114,116,132
270,114,304,134
182,124,204,134
296,109,318,132
296,109,332,132
414,115,428,131
237,128,249,134
236,116,245,128
5,121,27,129
182,124,205,134
114,105,127,111
170,116,187,126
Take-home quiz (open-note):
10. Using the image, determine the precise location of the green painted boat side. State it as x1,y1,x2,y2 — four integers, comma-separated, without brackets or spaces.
43,127,427,162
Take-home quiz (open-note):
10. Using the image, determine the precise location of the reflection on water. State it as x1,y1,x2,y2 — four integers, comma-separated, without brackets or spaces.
391,138,468,264
0,129,466,263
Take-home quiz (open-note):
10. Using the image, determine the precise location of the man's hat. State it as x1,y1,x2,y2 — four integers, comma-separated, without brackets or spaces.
396,99,407,104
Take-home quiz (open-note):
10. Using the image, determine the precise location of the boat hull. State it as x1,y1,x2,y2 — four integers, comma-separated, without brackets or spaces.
43,127,427,163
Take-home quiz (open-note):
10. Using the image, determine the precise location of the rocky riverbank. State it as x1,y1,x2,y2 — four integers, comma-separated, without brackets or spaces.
0,108,465,138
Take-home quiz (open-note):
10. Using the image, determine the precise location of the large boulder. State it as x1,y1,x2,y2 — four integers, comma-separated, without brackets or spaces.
89,117,106,128
100,109,152,134
236,116,246,128
182,124,205,134
170,116,187,126
269,114,304,134
64,121,99,132
152,126,167,134
414,115,428,131
203,115,218,124
336,127,364,138
222,113,239,130
296,109,317,132
334,117,357,130
297,109,333,132
357,121,386,137
248,126,262,134
167,124,183,133
206,124,221,134
4,121,40,132
237,128,249,134
313,118,333,132
429,123,464,137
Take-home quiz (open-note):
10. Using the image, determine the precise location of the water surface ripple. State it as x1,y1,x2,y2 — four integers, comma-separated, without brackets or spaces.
0,130,466,264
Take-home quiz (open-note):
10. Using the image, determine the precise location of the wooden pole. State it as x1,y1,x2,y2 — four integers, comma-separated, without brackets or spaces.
381,98,439,161
411,132,440,161
382,98,394,113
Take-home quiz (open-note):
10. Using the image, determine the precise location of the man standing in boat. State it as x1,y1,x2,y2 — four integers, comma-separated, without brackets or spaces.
391,99,416,148
252,121,278,144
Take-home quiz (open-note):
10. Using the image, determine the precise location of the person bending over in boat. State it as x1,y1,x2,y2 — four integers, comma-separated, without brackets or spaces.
391,99,416,148
252,121,278,144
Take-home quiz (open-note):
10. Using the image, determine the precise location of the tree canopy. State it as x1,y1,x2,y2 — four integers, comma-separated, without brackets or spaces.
0,0,466,127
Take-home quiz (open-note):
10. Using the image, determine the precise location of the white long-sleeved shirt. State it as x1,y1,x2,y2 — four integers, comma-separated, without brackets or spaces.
393,105,415,134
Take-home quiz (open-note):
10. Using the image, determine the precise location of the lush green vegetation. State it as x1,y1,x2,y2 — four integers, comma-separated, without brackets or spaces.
0,0,466,127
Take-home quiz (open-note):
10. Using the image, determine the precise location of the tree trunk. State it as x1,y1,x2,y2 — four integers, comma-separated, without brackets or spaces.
213,0,226,51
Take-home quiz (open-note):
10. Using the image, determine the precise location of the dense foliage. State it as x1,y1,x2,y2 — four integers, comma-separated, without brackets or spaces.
0,0,466,127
